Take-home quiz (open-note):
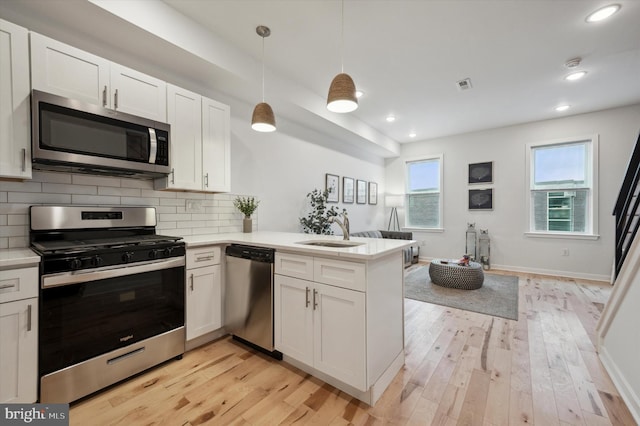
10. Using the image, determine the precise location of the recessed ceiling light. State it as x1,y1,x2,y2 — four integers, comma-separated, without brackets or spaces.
386,115,396,123
565,71,587,81
586,4,621,22
355,90,364,98
409,132,417,138
555,105,570,112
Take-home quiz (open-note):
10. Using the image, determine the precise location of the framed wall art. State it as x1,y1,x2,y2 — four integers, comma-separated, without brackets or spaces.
368,182,378,205
469,188,493,210
325,173,339,203
343,177,354,203
356,179,367,204
468,161,493,184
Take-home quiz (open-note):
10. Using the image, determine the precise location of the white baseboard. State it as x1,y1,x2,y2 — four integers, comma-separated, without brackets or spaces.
417,257,610,282
598,346,640,424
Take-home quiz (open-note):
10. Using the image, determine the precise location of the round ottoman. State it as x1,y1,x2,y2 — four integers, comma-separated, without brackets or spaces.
429,259,484,290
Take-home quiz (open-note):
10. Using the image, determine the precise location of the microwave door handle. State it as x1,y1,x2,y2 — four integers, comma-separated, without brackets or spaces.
148,128,157,164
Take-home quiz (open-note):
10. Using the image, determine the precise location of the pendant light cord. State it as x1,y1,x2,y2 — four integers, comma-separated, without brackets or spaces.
261,35,265,102
340,0,344,73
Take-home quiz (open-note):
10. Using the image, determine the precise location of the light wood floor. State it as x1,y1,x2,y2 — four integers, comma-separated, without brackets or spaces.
69,268,637,425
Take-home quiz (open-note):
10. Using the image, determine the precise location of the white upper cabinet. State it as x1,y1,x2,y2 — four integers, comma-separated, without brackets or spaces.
0,19,32,179
155,84,231,193
202,97,231,192
30,32,166,122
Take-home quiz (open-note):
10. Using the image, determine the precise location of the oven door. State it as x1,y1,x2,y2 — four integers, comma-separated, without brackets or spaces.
39,258,185,377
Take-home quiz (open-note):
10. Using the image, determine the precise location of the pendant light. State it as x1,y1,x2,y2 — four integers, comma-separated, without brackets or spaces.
251,25,276,132
327,0,358,113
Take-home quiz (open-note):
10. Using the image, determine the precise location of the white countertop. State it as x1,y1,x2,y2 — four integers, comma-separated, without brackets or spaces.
182,231,414,260
0,248,41,269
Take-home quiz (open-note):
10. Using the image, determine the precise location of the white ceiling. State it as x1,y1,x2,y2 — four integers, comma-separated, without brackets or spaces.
162,0,640,144
1,0,639,156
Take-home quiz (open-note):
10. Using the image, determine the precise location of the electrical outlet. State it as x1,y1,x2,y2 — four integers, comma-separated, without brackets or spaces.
186,199,204,213
562,248,569,256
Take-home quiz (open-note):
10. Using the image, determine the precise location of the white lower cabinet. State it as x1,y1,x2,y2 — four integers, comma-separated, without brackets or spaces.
185,246,223,341
0,265,39,403
275,258,367,391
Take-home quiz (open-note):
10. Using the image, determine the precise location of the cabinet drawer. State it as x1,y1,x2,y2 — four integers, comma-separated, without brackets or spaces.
275,253,314,281
0,267,38,304
314,258,366,292
187,246,221,269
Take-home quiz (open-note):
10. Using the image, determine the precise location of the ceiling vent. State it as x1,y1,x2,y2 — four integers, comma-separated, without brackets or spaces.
565,57,582,68
456,78,472,91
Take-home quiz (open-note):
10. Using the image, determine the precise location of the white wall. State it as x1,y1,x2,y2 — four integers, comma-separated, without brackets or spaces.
385,104,640,281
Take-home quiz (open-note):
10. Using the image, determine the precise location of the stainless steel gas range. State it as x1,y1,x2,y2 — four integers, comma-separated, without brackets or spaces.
29,206,186,403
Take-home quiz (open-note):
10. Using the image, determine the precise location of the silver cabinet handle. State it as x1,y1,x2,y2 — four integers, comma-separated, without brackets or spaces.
114,89,119,109
21,148,26,172
204,173,209,188
171,168,175,184
196,256,214,262
0,283,16,290
190,273,194,291
313,289,318,310
102,85,107,107
305,287,310,307
27,304,32,331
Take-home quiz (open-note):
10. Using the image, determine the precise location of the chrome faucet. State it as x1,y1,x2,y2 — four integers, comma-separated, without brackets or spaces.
329,211,350,240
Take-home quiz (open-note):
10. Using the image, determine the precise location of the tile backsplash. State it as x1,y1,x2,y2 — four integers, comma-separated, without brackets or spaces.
0,171,255,249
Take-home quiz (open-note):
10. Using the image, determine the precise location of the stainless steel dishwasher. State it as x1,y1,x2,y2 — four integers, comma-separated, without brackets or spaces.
224,244,281,359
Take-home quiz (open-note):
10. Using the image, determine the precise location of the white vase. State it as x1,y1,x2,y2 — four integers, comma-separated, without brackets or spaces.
243,217,252,233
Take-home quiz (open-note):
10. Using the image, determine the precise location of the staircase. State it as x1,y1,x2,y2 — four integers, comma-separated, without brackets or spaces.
613,131,640,279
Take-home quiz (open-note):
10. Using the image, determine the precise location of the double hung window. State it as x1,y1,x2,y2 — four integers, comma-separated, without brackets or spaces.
527,136,598,237
405,156,443,229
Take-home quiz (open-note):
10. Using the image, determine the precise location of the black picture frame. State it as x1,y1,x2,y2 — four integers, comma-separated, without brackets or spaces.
468,161,493,184
368,182,378,205
342,177,354,203
325,173,339,203
356,179,367,204
469,188,493,210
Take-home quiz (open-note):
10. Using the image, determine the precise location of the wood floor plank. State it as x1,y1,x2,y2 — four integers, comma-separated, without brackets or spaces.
67,269,635,426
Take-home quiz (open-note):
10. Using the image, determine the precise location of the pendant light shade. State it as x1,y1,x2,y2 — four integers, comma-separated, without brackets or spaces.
251,102,276,132
327,0,358,113
327,73,358,113
252,25,276,132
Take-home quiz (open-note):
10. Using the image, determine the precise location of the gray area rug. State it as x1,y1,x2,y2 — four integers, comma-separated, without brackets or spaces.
404,266,519,320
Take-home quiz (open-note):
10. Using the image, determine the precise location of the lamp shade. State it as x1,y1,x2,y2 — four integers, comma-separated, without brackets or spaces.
327,73,358,113
385,194,405,208
251,102,276,132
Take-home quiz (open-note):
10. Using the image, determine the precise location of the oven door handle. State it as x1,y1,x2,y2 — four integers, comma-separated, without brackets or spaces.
42,257,185,288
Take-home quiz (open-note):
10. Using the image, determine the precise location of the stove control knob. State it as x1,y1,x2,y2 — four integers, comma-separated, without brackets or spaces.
122,252,134,263
92,256,103,267
149,249,160,259
69,258,82,270
164,247,174,256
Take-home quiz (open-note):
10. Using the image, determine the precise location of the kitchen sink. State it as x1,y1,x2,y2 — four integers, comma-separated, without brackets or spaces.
296,240,365,248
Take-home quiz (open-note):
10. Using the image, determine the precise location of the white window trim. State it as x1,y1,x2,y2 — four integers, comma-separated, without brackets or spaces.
404,154,444,230
525,134,599,239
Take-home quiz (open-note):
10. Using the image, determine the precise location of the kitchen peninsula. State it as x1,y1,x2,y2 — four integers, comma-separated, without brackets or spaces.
183,231,412,406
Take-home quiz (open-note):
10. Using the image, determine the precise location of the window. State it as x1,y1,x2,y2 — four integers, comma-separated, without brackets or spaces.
405,156,442,229
527,136,598,237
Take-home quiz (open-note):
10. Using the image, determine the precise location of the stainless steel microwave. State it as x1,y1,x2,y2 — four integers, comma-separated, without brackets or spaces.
31,90,171,178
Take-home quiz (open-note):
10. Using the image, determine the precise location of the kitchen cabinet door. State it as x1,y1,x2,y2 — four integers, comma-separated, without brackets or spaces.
202,97,231,192
0,297,38,403
110,63,167,122
0,19,31,179
313,282,366,391
30,32,110,106
274,275,314,366
186,265,222,340
164,84,203,191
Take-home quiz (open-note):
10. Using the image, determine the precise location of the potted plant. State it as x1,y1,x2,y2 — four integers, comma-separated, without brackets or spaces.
299,189,340,234
233,196,260,233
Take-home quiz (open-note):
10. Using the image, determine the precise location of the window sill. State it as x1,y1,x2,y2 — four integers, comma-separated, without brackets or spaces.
403,227,444,233
524,232,600,241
